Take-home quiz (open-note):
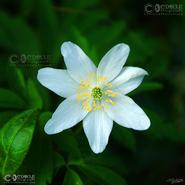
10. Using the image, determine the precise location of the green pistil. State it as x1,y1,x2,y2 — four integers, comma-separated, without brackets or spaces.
91,87,103,101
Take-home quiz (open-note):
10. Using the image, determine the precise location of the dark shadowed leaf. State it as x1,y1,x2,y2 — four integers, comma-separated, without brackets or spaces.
129,82,163,96
20,0,34,17
0,88,26,109
27,78,43,109
146,110,185,143
63,169,84,185
112,125,136,151
53,152,66,175
78,164,127,185
34,0,58,51
0,111,18,128
71,28,99,64
53,129,81,160
7,67,26,99
19,112,54,185
0,10,40,54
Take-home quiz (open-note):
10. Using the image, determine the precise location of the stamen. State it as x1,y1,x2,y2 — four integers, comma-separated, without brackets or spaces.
107,83,113,88
105,99,116,106
76,92,90,101
82,99,92,112
104,90,119,97
76,75,119,112
97,75,107,86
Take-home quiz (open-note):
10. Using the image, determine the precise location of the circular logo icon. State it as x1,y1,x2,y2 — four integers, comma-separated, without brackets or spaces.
4,174,11,182
12,174,17,181
9,54,18,64
20,54,27,63
144,3,153,14
155,4,160,13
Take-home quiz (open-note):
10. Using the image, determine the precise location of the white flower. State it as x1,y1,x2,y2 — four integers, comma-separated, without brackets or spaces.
37,41,151,154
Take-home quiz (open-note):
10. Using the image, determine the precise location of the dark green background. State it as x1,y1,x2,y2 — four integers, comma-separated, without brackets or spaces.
0,0,185,185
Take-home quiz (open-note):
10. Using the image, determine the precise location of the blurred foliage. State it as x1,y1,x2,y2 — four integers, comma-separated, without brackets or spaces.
0,0,185,185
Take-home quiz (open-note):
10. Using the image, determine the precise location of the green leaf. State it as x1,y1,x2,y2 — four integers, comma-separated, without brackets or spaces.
0,88,26,109
63,169,84,185
0,109,37,177
79,164,127,185
27,78,43,109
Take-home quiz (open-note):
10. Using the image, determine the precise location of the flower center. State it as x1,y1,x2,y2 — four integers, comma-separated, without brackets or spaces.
91,87,103,101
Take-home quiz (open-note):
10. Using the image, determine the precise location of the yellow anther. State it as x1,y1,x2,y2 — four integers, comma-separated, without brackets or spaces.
94,104,102,110
82,102,89,106
76,93,90,102
106,90,113,93
107,83,113,88
97,76,107,82
84,107,92,112
105,99,116,106
79,80,90,89
92,101,97,107
110,92,119,97
104,90,119,97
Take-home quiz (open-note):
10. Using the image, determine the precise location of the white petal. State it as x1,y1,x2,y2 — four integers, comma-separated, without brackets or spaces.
44,95,88,134
83,110,113,154
37,67,79,98
112,67,148,94
97,43,130,83
105,95,150,130
61,41,96,83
